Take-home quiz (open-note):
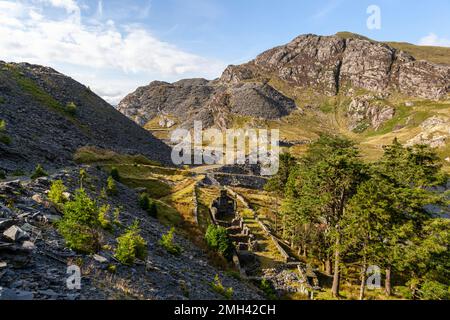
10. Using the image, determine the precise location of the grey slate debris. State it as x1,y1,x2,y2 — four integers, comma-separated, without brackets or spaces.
0,167,262,300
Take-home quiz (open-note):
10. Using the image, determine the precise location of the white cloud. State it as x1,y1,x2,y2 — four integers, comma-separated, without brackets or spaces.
0,0,225,103
418,33,450,47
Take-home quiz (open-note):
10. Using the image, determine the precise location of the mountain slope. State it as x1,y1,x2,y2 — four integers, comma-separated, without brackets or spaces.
118,78,297,131
117,33,450,170
0,62,172,173
385,42,450,66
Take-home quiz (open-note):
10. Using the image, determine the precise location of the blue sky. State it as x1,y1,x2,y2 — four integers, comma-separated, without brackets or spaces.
0,0,449,103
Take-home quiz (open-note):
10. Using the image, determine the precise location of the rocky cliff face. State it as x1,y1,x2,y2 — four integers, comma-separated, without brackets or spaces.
117,33,450,133
407,116,450,148
346,94,395,132
222,34,450,100
0,62,172,173
117,79,296,130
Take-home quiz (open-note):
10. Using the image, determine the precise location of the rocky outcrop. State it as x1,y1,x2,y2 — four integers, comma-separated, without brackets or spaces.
346,95,395,131
117,79,297,129
118,79,216,127
407,116,450,148
0,62,172,173
220,34,450,100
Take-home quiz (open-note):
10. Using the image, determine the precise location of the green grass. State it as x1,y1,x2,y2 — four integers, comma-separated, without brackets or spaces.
154,200,183,226
8,66,64,112
365,104,411,137
335,31,373,41
386,42,450,66
74,146,161,166
210,274,233,299
121,177,171,199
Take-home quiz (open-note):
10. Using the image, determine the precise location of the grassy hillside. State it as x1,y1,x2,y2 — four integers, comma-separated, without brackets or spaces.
386,42,450,65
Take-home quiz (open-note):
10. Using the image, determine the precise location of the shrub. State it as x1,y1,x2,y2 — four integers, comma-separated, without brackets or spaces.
205,225,233,259
115,220,147,265
100,187,107,200
48,180,67,207
58,189,100,253
113,207,121,227
147,200,158,218
107,264,117,274
98,204,112,230
66,102,77,116
138,193,149,210
420,280,450,300
0,119,11,145
260,278,277,299
210,274,233,299
106,176,117,195
138,193,158,217
159,227,181,255
79,168,87,188
110,167,120,181
31,164,48,179
0,135,11,145
0,170,6,180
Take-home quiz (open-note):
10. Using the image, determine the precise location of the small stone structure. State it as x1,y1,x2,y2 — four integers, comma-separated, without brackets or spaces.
211,189,236,221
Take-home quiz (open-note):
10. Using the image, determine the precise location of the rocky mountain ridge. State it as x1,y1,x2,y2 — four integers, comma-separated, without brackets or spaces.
223,33,450,99
117,33,450,132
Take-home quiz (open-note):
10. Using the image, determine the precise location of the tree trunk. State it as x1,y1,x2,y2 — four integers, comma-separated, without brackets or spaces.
331,234,341,298
359,257,367,300
302,242,308,257
325,259,332,275
385,266,392,297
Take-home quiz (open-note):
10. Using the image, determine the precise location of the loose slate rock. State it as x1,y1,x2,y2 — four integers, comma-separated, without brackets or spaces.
93,254,108,263
3,225,29,242
0,219,14,231
22,241,36,251
0,288,34,300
